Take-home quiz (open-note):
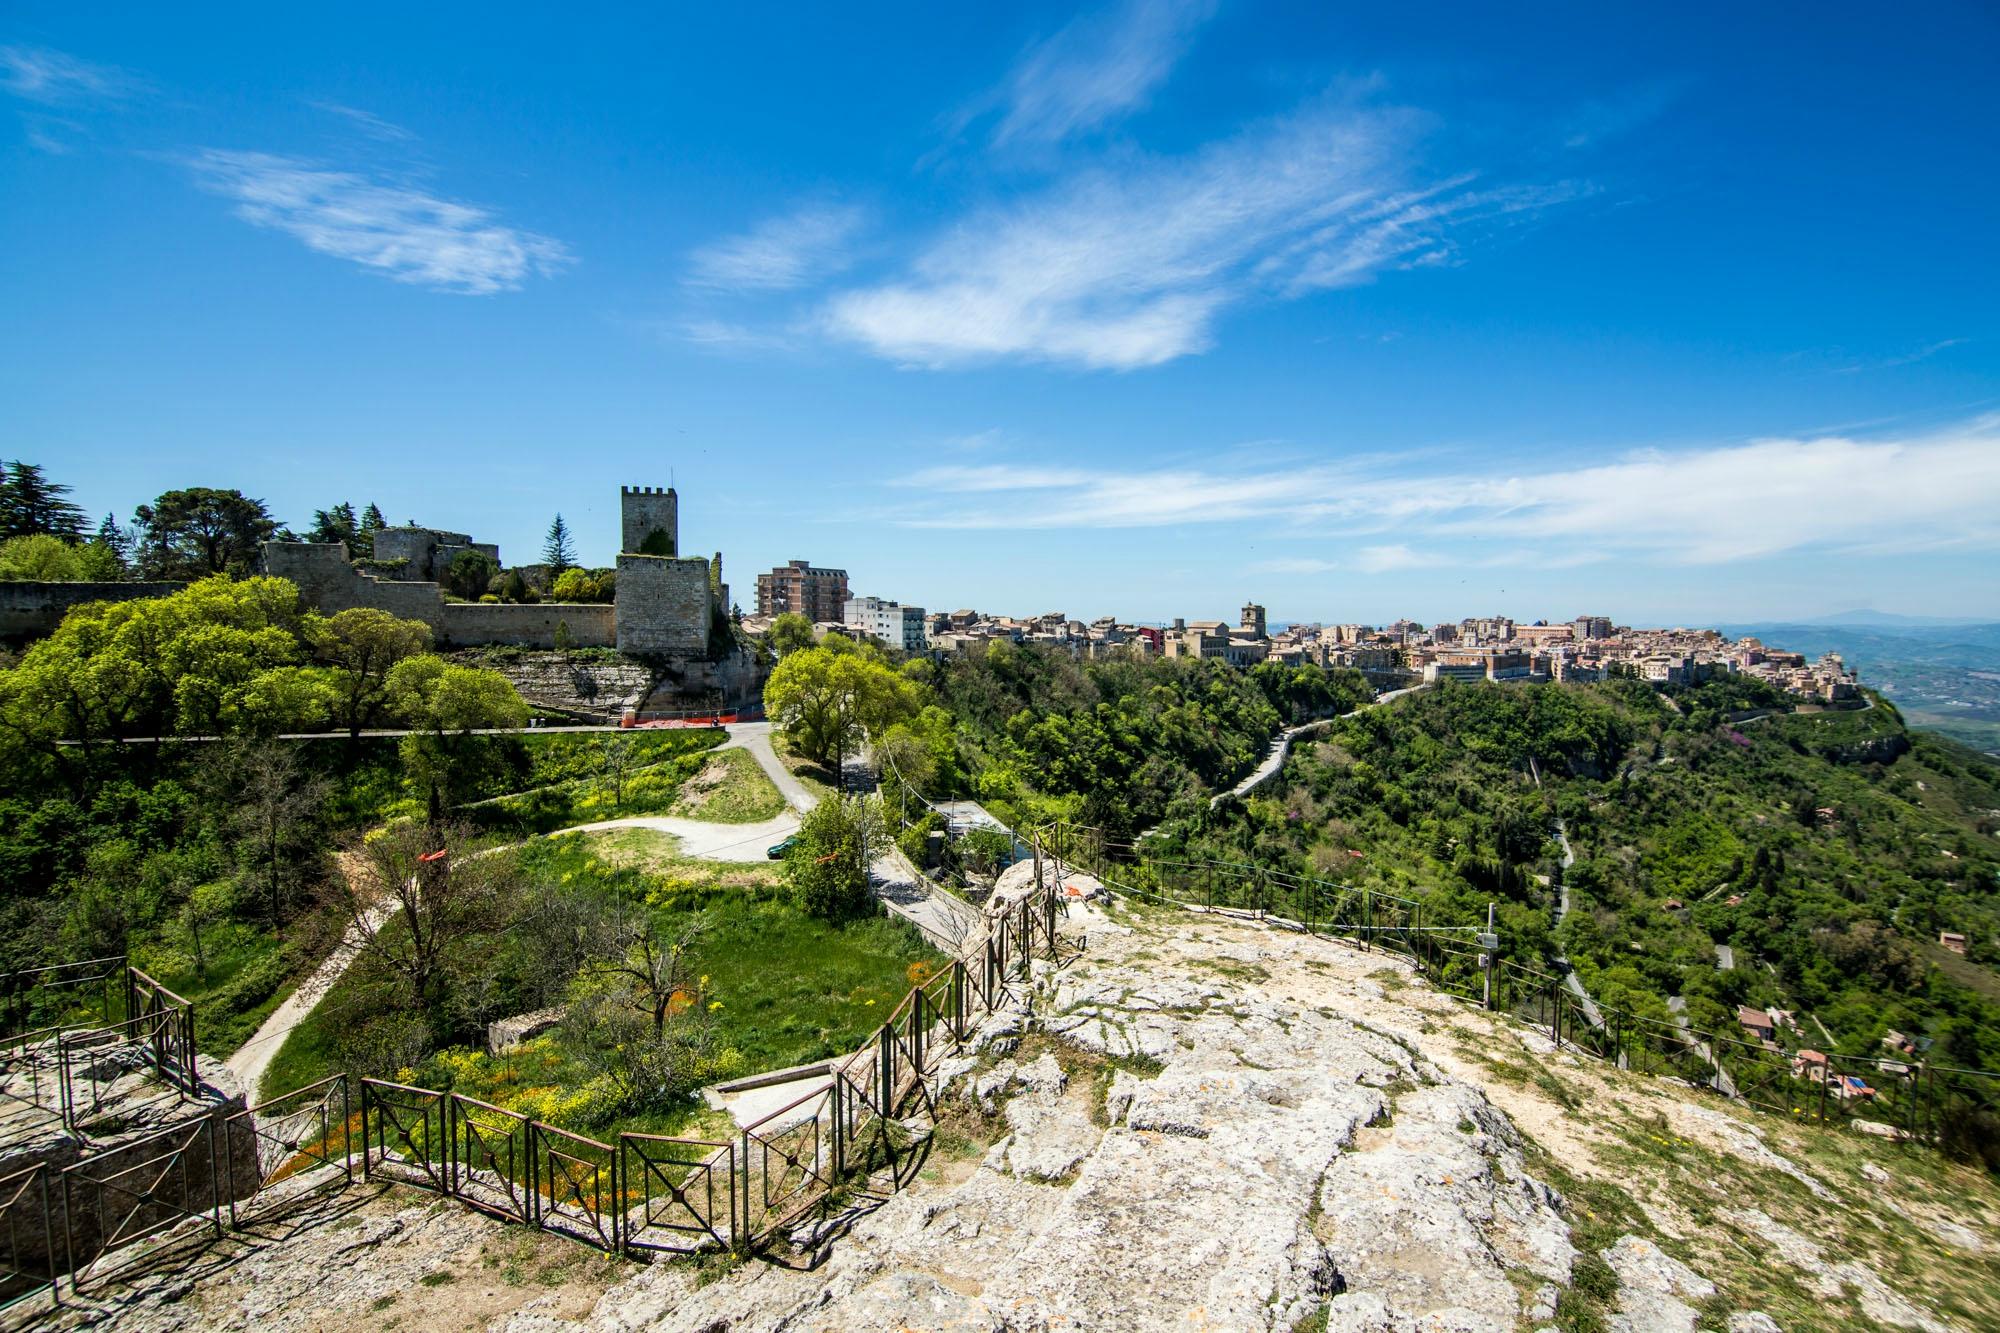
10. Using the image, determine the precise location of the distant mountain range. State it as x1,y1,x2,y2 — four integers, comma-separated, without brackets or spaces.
1794,609,1997,628
1722,618,2000,753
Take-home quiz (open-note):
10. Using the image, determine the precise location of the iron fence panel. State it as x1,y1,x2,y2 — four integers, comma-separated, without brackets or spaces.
0,1164,55,1313
619,1136,734,1255
224,1074,354,1227
360,1079,450,1194
450,1093,534,1226
61,1116,221,1293
530,1122,620,1251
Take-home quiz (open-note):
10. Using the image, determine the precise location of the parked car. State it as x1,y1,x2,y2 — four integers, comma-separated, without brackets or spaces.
767,834,800,860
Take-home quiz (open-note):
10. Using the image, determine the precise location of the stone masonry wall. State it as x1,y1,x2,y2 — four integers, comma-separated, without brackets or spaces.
0,581,188,644
619,486,678,557
437,602,615,649
614,554,711,655
263,543,447,632
262,544,613,648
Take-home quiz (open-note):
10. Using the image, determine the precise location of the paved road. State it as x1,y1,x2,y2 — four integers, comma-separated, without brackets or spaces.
1535,763,1611,1039
562,814,798,862
1210,683,1432,810
723,721,818,813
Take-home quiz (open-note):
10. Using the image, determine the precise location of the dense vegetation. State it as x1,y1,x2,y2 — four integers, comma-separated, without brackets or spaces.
862,641,1370,840
0,575,723,1057
1168,679,2000,1084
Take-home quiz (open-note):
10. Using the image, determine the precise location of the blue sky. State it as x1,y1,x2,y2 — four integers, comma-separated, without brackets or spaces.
3,2,1997,625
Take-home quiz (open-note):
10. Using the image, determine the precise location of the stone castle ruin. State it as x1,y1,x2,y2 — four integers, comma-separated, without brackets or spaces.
259,485,757,710
260,484,721,656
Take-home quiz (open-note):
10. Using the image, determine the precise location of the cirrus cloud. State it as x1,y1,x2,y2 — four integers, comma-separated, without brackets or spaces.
888,416,2000,569
186,150,571,295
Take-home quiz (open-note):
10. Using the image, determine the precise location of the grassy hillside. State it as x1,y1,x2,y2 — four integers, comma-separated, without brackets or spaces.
1168,679,2000,1086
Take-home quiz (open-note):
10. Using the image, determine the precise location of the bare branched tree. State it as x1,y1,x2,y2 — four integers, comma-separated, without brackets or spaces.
330,820,525,1012
595,733,640,809
595,912,707,1040
205,738,329,928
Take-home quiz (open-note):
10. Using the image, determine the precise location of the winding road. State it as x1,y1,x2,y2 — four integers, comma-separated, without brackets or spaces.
1211,683,1431,809
1532,755,1611,1041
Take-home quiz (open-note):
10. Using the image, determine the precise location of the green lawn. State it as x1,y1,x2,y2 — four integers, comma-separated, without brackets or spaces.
668,748,788,823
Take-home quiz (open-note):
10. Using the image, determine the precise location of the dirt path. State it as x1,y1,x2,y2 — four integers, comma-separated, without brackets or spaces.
226,853,392,1103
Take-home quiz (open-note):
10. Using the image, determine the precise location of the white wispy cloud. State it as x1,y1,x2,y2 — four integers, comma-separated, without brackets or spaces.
0,44,137,105
185,150,571,295
976,0,1217,147
687,204,866,292
888,416,2000,568
1250,557,1340,575
310,101,416,143
1833,338,1969,375
1353,544,1442,574
825,103,1580,370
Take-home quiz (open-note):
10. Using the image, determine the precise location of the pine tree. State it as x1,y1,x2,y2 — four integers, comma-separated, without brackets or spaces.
356,503,385,558
308,502,359,550
543,513,577,574
95,512,131,561
0,462,88,542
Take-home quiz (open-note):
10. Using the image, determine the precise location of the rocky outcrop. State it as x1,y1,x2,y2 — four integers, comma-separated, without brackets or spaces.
488,908,1579,1332
454,650,652,721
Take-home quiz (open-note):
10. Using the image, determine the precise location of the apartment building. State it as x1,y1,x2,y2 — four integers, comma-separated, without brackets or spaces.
755,559,850,622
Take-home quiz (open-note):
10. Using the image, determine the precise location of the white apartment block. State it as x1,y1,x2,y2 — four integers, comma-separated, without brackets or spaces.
844,596,927,653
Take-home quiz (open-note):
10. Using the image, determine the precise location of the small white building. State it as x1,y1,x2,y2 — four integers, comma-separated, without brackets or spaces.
844,595,927,653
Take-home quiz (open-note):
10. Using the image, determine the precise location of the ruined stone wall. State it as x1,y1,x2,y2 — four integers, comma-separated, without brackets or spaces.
261,544,448,632
437,603,615,649
0,581,188,643
614,554,711,655
371,528,497,582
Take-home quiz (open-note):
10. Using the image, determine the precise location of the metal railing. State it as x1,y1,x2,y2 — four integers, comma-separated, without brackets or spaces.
224,1074,355,1228
1,962,199,1138
60,1116,223,1294
335,854,1074,1257
0,1164,56,1314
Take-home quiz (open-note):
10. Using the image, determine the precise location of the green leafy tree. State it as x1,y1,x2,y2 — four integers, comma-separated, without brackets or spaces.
0,575,321,756
767,611,816,657
133,487,279,578
0,462,87,541
312,606,433,738
785,795,881,919
543,514,577,574
443,549,499,599
551,567,615,603
0,533,87,580
764,644,922,769
387,653,530,818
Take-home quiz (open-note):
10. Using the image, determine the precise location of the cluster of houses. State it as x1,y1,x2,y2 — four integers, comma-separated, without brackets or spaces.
1729,1005,1960,1102
825,603,1861,705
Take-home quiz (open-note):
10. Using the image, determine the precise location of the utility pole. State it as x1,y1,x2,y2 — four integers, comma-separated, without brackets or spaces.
1480,902,1498,1010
